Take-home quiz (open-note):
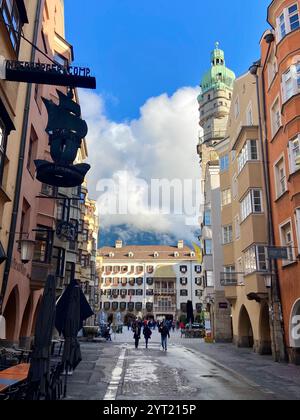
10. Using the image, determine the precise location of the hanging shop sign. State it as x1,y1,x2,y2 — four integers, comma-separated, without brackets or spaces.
267,247,288,260
0,57,96,89
35,89,90,188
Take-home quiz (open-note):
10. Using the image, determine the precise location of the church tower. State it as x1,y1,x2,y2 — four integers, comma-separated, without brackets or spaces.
197,43,235,175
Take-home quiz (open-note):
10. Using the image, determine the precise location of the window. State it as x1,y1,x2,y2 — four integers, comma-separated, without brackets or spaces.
234,215,240,239
195,278,202,286
112,277,119,287
238,140,258,173
222,225,233,245
180,290,188,297
65,262,75,285
206,271,214,287
295,209,300,254
274,157,287,197
282,62,300,103
41,183,55,196
271,98,281,137
82,229,89,242
180,265,187,273
146,290,154,296
246,103,254,126
52,247,65,278
180,278,188,286
268,52,277,86
54,52,69,69
56,195,69,221
0,118,7,185
0,0,23,54
282,68,294,102
277,4,300,42
297,62,300,88
195,265,202,274
244,245,268,274
220,155,229,172
204,210,211,226
195,290,202,297
280,221,295,264
204,239,212,255
33,226,53,263
221,189,232,207
241,189,263,221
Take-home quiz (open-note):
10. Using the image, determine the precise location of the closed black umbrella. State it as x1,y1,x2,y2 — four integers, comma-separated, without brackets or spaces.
55,279,94,336
187,300,194,325
28,275,56,398
61,284,82,372
55,279,93,397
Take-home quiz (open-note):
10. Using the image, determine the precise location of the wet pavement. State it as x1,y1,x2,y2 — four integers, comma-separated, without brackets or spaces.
66,330,300,400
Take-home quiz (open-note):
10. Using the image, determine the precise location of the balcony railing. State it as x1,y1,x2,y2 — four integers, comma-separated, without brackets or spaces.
154,305,177,312
220,272,245,287
199,130,227,145
154,288,176,295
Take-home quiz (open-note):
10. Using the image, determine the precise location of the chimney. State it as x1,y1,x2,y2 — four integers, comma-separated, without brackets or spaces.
177,240,184,249
115,240,123,249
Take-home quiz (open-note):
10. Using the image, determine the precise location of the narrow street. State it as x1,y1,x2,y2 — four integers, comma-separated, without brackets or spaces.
66,331,300,401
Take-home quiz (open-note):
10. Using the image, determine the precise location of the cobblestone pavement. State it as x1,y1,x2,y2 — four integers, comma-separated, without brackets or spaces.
66,330,300,400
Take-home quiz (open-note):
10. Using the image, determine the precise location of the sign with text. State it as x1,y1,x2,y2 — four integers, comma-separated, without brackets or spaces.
1,58,96,89
267,246,288,260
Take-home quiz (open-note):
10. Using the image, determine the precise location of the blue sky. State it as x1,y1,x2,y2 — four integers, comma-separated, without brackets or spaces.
64,1,271,246
64,0,270,122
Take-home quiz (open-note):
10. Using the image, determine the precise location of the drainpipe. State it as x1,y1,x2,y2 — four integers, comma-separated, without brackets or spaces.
249,34,287,362
0,0,43,315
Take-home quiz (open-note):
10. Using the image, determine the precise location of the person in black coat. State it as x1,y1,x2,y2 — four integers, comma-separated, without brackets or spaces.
159,322,170,351
143,324,152,349
133,326,141,349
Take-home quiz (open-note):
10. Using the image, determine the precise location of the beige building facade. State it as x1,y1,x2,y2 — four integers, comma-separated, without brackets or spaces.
216,72,272,354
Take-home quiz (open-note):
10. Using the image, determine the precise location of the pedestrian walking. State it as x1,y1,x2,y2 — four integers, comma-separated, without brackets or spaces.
133,326,141,349
143,324,152,349
159,322,170,351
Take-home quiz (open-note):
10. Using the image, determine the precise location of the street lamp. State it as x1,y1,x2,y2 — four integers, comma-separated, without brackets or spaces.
17,239,36,264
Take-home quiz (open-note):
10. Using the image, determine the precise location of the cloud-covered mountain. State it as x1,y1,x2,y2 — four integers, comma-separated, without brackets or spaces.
79,86,202,246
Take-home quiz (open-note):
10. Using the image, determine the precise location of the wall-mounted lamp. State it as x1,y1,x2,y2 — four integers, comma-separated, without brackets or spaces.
17,239,36,264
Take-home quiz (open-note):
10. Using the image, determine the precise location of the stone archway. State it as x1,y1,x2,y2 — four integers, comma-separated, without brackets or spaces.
3,287,20,344
259,303,272,355
238,305,254,348
19,297,33,349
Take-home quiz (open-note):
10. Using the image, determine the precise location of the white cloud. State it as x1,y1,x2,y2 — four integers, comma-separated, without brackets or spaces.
79,86,201,243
